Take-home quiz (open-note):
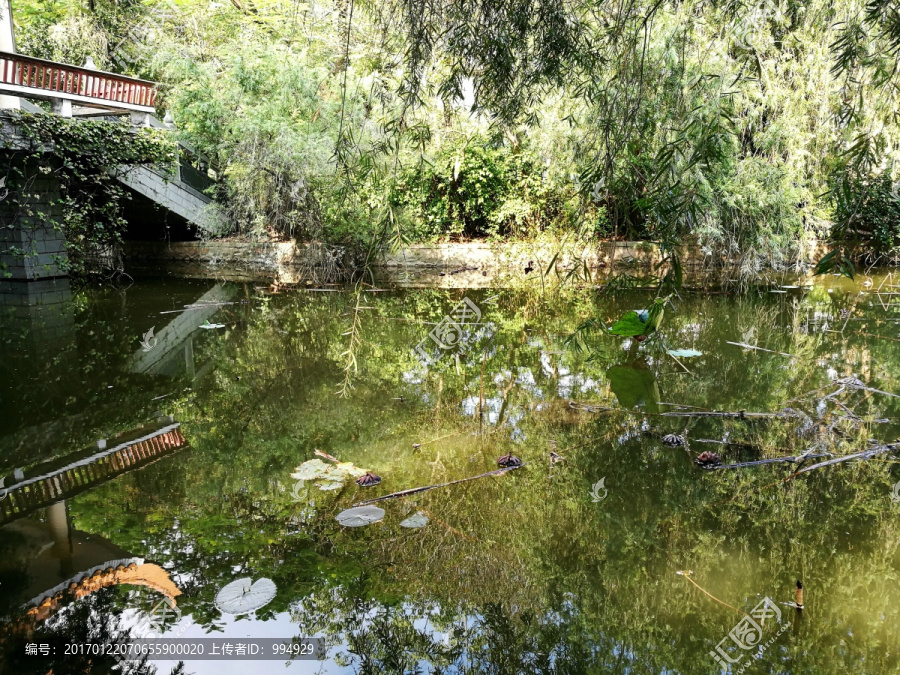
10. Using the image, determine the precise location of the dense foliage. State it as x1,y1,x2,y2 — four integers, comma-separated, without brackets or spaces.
3,113,175,276
11,0,900,265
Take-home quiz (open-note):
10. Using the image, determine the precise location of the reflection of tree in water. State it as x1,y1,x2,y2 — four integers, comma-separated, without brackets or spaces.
18,281,900,673
291,575,605,674
2,588,185,675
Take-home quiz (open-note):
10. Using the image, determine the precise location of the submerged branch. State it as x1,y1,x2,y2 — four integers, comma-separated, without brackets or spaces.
661,410,796,419
711,453,833,470
787,443,899,478
353,464,527,506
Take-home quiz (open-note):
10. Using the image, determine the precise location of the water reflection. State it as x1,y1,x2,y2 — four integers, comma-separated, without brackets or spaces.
1,276,900,673
606,358,661,412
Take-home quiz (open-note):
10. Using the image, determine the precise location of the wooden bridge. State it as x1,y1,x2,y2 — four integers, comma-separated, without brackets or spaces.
0,421,189,526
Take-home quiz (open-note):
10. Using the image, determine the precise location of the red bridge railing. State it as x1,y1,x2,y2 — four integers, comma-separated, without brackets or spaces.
0,51,157,111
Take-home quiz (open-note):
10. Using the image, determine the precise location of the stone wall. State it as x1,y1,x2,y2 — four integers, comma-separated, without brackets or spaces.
0,157,69,280
123,238,693,279
124,239,300,268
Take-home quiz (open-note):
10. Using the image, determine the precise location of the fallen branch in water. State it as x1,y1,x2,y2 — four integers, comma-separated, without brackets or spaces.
787,443,899,477
725,341,795,357
694,438,759,450
353,464,527,506
711,453,833,470
661,410,796,419
569,401,617,413
825,377,900,400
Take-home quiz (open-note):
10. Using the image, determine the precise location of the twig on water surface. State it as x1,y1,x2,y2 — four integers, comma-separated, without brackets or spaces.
785,443,899,478
709,453,833,470
661,410,796,419
353,464,527,507
314,449,341,463
412,431,465,448
825,377,900,400
826,329,900,344
676,571,749,619
372,317,441,324
725,341,795,357
659,402,711,410
568,401,617,413
666,350,694,375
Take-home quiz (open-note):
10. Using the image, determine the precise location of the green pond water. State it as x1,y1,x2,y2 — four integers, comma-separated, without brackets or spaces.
2,273,900,674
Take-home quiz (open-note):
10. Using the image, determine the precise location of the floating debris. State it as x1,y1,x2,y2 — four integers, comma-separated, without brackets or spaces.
354,464,527,506
497,454,523,468
695,451,722,469
399,512,429,529
215,578,277,615
336,506,385,527
667,349,703,358
662,434,685,447
291,457,367,492
355,472,382,487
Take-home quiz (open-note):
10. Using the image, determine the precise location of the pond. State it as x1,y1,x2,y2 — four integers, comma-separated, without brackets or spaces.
1,273,900,674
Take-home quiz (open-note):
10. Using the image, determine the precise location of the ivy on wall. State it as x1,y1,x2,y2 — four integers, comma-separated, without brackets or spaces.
4,112,176,276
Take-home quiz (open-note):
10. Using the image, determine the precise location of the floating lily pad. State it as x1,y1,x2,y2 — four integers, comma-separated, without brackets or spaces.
399,512,429,529
215,577,277,615
317,481,344,491
291,458,369,492
667,349,703,358
336,506,385,527
291,459,332,481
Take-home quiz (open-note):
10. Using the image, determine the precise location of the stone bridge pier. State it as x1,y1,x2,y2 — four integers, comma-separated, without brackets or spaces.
0,152,68,280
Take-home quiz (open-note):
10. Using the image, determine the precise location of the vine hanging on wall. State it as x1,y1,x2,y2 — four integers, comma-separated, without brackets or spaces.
5,111,176,276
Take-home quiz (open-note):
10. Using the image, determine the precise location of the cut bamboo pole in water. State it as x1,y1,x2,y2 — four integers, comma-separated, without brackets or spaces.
725,341,795,357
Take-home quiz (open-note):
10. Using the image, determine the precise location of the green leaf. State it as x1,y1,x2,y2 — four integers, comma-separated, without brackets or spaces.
609,311,649,337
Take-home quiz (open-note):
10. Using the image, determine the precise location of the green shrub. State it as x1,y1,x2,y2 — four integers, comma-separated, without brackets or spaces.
390,135,600,240
831,170,900,253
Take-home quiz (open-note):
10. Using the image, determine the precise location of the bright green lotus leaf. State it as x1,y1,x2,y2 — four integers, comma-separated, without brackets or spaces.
609,311,649,337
